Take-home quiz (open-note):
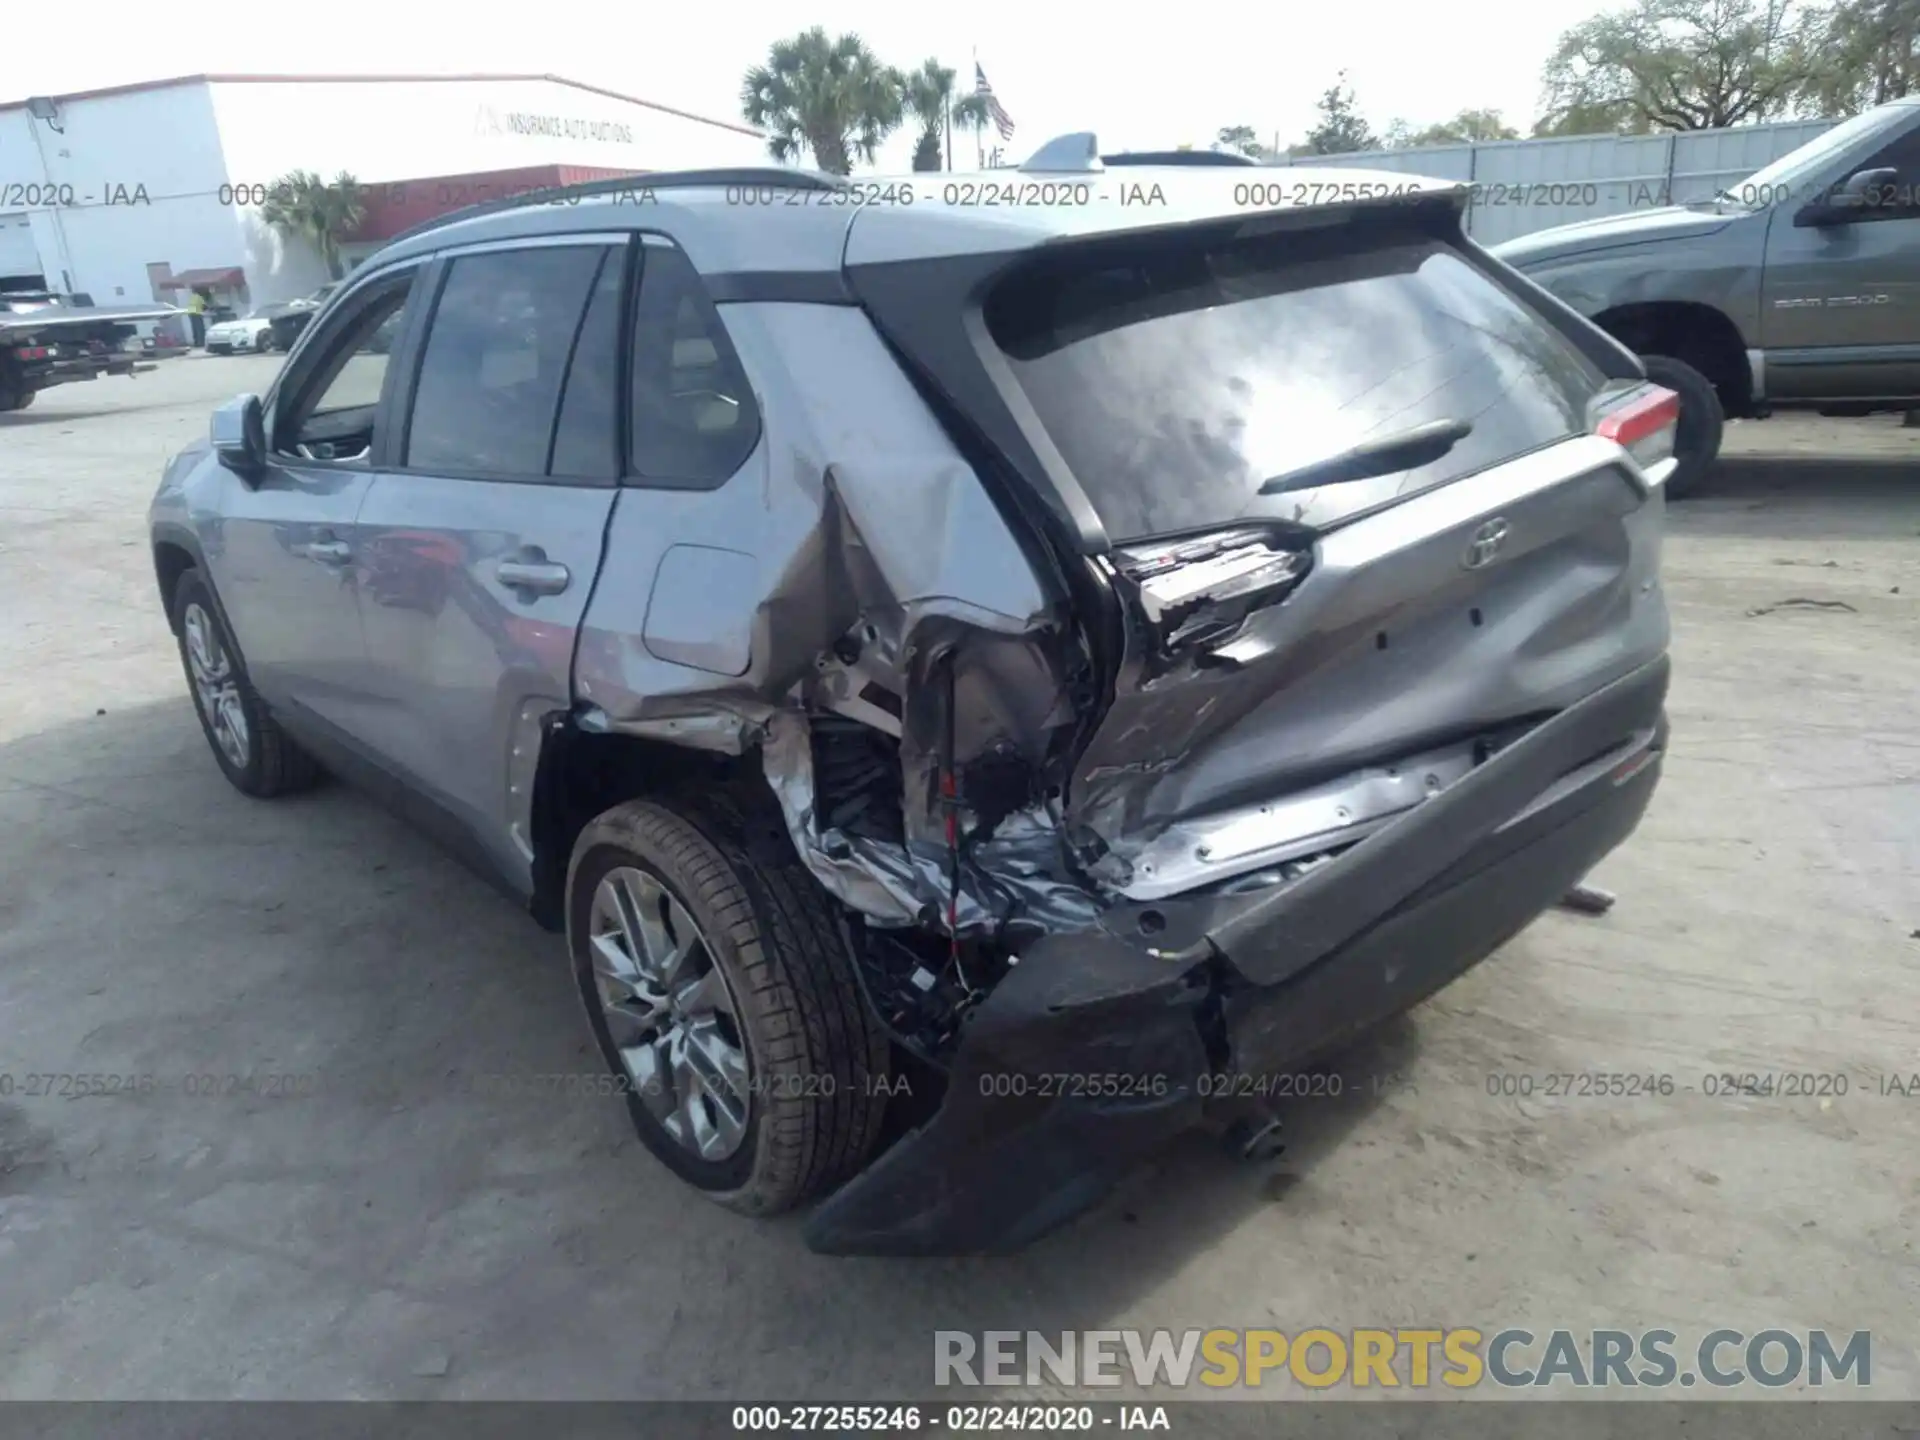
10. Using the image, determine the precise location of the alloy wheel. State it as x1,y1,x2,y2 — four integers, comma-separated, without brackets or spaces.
588,865,751,1161
183,602,250,770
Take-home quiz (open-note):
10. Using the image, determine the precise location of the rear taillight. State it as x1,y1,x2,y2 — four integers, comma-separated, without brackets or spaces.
13,345,50,361
1113,527,1310,654
1593,383,1680,476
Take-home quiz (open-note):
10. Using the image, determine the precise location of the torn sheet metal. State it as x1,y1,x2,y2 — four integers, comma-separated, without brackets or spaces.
566,299,1101,939
572,301,1061,767
575,703,769,756
761,710,1101,937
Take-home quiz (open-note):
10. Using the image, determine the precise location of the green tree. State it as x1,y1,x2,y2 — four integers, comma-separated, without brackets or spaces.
1801,0,1920,114
740,27,905,174
902,59,991,172
1215,124,1266,157
259,170,365,281
1540,0,1821,133
1384,108,1521,147
1531,101,1654,137
1299,73,1377,155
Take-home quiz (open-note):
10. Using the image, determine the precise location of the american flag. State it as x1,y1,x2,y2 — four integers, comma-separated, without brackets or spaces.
975,62,1015,142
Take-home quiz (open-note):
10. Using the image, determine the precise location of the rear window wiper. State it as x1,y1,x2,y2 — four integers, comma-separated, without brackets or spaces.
1258,417,1474,496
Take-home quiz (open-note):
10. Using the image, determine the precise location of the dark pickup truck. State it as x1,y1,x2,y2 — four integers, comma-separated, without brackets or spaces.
0,290,177,411
1495,96,1920,494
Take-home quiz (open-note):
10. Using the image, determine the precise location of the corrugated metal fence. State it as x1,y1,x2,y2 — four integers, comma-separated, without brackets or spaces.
1266,119,1838,244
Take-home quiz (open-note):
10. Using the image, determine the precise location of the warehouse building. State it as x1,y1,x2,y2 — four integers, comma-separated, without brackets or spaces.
0,73,768,314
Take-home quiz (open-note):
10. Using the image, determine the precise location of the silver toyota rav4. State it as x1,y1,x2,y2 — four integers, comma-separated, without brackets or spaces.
148,139,1676,1256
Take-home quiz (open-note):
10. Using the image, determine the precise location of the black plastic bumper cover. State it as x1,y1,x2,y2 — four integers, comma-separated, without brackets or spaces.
804,940,1213,1256
804,656,1670,1256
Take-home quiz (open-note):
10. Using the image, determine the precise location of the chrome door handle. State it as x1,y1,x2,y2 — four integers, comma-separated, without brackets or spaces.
496,559,571,596
307,540,352,565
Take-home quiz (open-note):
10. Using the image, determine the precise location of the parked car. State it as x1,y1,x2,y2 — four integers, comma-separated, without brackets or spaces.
1495,95,1920,496
138,327,191,357
202,310,283,355
149,153,1673,1255
262,284,340,352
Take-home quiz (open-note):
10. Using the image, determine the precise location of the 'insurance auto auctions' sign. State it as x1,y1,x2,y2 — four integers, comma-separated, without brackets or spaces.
474,105,634,145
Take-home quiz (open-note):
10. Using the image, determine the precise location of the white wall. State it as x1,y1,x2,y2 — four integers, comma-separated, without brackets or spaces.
208,77,767,304
208,76,768,185
0,211,40,280
0,83,249,303
1,75,769,308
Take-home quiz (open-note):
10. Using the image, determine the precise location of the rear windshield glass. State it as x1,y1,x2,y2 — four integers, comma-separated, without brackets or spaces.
986,221,1605,539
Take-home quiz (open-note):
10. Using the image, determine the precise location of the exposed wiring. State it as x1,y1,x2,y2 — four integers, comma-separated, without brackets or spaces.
939,651,974,994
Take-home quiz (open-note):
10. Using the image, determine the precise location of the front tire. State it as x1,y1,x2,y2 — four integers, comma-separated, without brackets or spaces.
171,568,322,798
566,799,890,1217
1640,354,1723,499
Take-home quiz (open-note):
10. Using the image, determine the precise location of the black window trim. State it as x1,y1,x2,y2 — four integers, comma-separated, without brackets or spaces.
619,230,765,493
1836,126,1920,225
386,232,633,490
264,260,423,470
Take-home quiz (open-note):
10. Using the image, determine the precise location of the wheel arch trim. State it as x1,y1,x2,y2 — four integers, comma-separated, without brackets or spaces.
151,524,249,673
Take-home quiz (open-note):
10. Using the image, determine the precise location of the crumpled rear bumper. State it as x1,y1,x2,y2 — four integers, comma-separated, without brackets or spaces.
804,655,1670,1256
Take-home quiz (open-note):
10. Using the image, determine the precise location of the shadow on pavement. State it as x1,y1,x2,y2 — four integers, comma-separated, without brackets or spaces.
1674,453,1920,542
0,697,1426,1397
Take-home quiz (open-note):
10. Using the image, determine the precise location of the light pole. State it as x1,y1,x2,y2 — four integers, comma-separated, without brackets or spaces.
23,100,79,294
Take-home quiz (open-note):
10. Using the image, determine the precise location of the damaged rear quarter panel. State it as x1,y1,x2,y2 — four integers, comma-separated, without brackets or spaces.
574,301,1089,928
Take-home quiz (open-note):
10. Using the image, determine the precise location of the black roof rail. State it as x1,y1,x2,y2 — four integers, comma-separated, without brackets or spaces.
384,166,847,248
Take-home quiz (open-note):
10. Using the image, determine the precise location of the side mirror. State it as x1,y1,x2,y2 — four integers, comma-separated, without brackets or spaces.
211,393,267,480
1796,166,1900,227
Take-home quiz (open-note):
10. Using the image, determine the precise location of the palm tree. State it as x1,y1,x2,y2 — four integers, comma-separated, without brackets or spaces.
260,170,365,281
903,59,992,171
740,28,905,175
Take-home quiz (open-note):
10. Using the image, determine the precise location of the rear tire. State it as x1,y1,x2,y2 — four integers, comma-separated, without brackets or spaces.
1640,354,1723,499
171,568,323,798
566,798,890,1217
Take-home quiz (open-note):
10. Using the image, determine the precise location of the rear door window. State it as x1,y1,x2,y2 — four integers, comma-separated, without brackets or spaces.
986,221,1606,539
404,244,612,479
548,247,626,480
627,242,761,488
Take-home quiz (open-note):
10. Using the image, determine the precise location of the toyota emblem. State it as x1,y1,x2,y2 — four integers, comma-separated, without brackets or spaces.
1463,518,1511,570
